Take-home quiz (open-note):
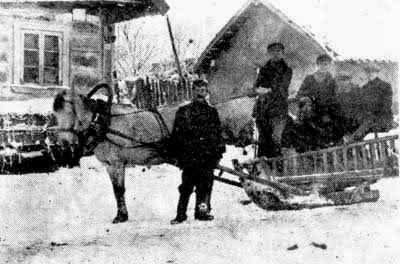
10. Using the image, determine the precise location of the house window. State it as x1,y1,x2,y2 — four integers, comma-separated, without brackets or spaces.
22,32,62,85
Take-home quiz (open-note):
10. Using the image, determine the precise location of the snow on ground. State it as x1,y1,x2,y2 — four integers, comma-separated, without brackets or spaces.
0,144,399,264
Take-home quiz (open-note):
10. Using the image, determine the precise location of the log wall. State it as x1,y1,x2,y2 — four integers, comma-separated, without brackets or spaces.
0,6,106,100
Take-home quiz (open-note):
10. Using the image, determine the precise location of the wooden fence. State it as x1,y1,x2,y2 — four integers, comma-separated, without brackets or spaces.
125,77,193,110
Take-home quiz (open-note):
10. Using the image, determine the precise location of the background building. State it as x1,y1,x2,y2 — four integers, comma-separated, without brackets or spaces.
0,0,168,100
194,0,398,115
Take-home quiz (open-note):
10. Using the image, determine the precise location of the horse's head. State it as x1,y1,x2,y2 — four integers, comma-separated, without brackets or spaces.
52,89,94,148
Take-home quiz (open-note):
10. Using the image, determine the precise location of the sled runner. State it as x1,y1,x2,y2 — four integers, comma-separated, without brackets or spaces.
216,135,398,210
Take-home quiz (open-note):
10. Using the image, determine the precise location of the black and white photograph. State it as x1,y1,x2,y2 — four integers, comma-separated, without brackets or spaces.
0,0,398,263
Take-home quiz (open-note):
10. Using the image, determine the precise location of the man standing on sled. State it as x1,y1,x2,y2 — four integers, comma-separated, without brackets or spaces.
252,42,293,158
295,54,345,151
169,79,225,224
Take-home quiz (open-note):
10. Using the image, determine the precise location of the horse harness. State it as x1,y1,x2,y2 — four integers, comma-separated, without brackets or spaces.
80,96,170,153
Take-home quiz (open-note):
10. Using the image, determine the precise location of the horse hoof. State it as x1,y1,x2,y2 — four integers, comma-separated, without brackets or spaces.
112,213,128,224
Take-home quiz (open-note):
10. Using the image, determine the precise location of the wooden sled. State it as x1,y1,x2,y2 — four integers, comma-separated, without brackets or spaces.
216,135,398,210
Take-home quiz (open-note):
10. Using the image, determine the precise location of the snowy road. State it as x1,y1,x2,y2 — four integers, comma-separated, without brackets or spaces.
0,147,399,264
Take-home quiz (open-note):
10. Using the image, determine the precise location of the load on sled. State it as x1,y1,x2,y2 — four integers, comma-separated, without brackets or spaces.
216,84,398,210
217,134,398,210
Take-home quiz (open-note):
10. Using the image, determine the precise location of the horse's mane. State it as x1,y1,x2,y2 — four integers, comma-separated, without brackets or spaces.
53,90,67,112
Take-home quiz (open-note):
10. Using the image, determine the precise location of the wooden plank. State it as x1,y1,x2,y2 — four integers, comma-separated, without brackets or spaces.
362,145,370,169
343,148,349,171
369,143,376,166
172,82,178,103
292,156,298,176
152,80,158,107
166,81,173,105
379,141,387,161
282,159,288,175
352,147,358,170
322,152,328,173
389,139,396,154
277,168,383,185
186,78,191,100
271,160,277,177
279,135,399,161
312,153,318,174
160,80,166,105
156,80,161,106
332,151,338,172
187,79,192,99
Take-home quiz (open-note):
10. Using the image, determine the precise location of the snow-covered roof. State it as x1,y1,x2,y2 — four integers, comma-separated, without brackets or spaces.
0,0,169,23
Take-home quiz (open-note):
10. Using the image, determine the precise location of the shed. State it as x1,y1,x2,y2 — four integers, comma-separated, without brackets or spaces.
0,0,168,100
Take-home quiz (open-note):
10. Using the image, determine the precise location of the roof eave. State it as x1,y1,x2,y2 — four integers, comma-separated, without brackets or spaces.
0,0,169,23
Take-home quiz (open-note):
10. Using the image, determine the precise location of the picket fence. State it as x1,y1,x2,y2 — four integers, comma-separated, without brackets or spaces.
126,77,193,109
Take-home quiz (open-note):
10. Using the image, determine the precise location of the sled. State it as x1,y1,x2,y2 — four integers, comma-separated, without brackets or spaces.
215,135,398,210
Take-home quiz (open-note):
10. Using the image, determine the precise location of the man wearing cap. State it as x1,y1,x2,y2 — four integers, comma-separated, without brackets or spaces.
295,54,344,150
252,42,293,158
169,79,225,224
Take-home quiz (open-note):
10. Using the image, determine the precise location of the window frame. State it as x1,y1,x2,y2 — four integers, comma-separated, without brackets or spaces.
20,29,63,86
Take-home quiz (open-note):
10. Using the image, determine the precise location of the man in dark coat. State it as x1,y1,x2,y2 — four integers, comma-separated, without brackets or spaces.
348,68,393,141
252,42,293,158
295,54,345,151
169,79,225,224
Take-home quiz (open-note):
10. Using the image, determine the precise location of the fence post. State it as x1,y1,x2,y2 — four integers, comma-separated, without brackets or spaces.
160,80,166,105
134,78,144,108
154,79,160,107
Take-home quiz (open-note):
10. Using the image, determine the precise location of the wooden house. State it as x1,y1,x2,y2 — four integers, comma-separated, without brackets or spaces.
194,0,331,104
0,0,169,100
194,0,398,112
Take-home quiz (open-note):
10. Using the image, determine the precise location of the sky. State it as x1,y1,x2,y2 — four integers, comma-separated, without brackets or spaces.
135,0,400,61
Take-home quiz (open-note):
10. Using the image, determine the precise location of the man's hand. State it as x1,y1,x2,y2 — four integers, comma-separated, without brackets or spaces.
256,87,272,94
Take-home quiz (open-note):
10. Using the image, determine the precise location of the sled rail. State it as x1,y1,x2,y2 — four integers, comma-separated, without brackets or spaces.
242,135,398,178
215,136,397,210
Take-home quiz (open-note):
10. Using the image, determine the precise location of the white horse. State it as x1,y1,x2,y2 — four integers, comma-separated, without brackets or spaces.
52,83,255,223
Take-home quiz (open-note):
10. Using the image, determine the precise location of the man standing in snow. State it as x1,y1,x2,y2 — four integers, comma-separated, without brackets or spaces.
169,79,225,224
252,42,292,158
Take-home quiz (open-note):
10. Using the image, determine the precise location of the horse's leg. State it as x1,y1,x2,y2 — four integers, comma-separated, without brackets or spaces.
107,162,128,223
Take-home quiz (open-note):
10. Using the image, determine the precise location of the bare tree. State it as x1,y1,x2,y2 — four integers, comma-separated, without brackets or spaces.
115,21,158,79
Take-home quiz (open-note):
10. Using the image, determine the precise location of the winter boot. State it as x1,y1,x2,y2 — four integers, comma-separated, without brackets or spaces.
194,203,214,221
170,215,188,225
170,193,190,225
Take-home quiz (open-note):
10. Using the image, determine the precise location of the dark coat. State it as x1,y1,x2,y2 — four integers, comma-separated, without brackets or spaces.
359,77,393,125
297,73,341,117
253,59,293,119
295,73,345,147
170,100,225,168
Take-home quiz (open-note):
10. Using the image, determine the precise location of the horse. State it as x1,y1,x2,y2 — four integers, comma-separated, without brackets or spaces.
52,83,256,223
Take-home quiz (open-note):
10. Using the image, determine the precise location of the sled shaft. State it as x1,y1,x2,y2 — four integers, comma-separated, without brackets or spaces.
216,165,306,195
